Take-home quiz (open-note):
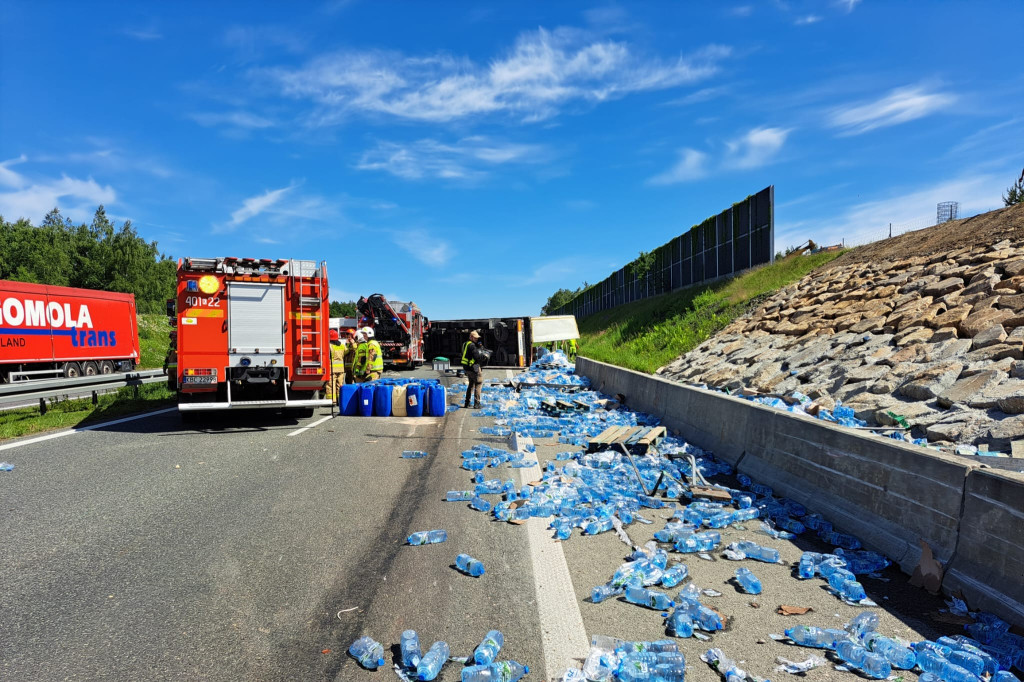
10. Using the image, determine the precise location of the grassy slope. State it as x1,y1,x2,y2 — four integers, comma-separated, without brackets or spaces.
0,313,174,441
138,313,171,369
578,251,844,373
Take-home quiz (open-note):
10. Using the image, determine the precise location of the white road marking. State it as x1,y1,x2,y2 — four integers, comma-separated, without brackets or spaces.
0,407,178,452
286,414,334,437
517,464,589,677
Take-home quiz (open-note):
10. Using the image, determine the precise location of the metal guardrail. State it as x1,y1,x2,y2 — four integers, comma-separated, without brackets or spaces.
0,370,166,403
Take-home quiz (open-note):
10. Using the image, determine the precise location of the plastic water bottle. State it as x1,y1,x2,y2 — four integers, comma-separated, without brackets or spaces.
735,567,762,594
948,650,985,675
839,580,867,602
476,480,504,494
617,658,651,681
837,640,891,679
474,630,504,665
471,496,492,512
994,672,1022,682
592,583,622,604
408,530,447,545
461,661,530,682
735,540,779,563
447,490,474,502
660,563,689,588
402,450,428,458
864,634,916,669
624,585,674,610
785,625,835,649
653,661,686,681
667,609,694,638
798,554,818,579
585,518,614,535
846,611,879,637
349,635,386,669
417,641,450,681
401,630,422,669
456,553,486,577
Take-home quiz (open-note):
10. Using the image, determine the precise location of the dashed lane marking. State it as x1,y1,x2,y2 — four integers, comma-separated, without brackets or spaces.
286,414,334,437
0,408,178,452
517,463,589,677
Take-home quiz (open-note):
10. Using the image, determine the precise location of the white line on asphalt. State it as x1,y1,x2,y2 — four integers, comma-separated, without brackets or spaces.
0,407,178,452
286,414,333,437
517,464,590,677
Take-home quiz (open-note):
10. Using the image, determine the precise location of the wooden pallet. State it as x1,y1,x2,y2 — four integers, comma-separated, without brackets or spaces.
588,425,667,453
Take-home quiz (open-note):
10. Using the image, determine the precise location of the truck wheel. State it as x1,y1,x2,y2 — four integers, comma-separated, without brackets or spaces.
99,361,115,374
63,362,82,378
83,361,99,376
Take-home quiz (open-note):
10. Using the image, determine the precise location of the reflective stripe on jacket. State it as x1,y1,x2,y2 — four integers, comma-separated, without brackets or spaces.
353,342,368,375
367,340,383,372
461,340,476,367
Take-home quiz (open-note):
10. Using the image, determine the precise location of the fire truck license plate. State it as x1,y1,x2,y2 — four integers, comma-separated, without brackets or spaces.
183,375,216,384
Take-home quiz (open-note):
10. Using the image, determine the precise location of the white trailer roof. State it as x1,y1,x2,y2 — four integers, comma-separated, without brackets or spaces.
529,315,579,343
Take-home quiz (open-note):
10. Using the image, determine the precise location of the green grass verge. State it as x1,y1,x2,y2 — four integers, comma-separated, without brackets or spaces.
578,251,845,374
0,383,175,441
138,312,171,369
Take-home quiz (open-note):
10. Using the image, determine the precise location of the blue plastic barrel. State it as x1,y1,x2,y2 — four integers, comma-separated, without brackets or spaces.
406,383,424,417
374,384,393,417
427,384,446,416
339,384,360,416
358,384,375,417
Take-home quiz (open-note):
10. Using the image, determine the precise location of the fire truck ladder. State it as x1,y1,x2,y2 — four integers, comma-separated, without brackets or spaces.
295,262,327,372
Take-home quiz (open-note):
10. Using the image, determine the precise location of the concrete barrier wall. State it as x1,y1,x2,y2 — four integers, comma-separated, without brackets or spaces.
576,356,1024,626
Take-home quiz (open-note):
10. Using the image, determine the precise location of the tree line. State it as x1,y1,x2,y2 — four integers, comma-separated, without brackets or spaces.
0,206,177,315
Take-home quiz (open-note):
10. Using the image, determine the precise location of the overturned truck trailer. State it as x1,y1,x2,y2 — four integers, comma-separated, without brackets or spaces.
425,315,578,368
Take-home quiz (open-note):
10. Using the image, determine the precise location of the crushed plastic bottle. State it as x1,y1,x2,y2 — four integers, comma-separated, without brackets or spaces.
470,496,493,513
836,639,891,679
461,661,529,682
349,635,386,669
592,583,623,604
407,530,447,545
785,625,836,649
416,641,450,681
660,563,689,588
447,490,474,502
734,540,780,563
402,450,428,458
0,462,14,471
735,567,762,594
624,585,674,610
456,553,486,577
474,630,504,665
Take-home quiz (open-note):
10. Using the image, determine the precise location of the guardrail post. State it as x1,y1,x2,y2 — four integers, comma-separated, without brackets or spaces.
92,390,98,405
39,398,47,415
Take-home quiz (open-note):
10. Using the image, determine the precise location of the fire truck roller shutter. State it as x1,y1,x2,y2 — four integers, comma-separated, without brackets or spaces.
226,282,286,365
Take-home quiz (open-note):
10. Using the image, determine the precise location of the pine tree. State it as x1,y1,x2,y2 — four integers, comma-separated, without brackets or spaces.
1004,169,1024,206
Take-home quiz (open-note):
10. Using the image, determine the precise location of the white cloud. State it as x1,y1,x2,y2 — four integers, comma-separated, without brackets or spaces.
390,229,454,267
648,148,709,185
829,85,957,135
730,6,754,17
649,126,790,185
776,172,1009,249
189,111,275,130
357,136,545,181
724,126,791,169
260,28,731,125
795,15,822,25
835,0,862,12
0,157,116,223
123,27,162,41
226,185,295,228
518,258,582,286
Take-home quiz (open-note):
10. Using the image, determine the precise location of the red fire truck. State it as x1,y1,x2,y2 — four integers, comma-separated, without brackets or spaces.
167,257,333,419
0,280,140,382
356,294,428,368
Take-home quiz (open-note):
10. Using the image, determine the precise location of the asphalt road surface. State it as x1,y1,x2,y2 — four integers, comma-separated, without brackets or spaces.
0,367,961,681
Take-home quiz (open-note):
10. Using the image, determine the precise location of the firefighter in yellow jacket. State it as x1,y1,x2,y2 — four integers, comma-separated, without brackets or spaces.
342,328,357,384
354,327,384,382
327,329,345,398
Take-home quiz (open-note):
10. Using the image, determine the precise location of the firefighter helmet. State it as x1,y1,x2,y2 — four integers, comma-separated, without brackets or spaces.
329,329,340,342
361,326,375,339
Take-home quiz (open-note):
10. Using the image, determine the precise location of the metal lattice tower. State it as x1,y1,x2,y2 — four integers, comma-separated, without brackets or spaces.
937,201,960,224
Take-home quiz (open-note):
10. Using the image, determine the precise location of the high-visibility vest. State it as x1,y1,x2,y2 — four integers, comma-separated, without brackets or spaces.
330,343,345,371
353,342,368,375
367,340,383,372
569,338,578,352
461,340,476,366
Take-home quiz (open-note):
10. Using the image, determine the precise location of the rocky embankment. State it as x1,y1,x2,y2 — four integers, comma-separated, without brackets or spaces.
658,224,1024,451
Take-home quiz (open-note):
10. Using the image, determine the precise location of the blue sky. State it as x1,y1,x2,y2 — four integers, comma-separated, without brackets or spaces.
2,1,1022,319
